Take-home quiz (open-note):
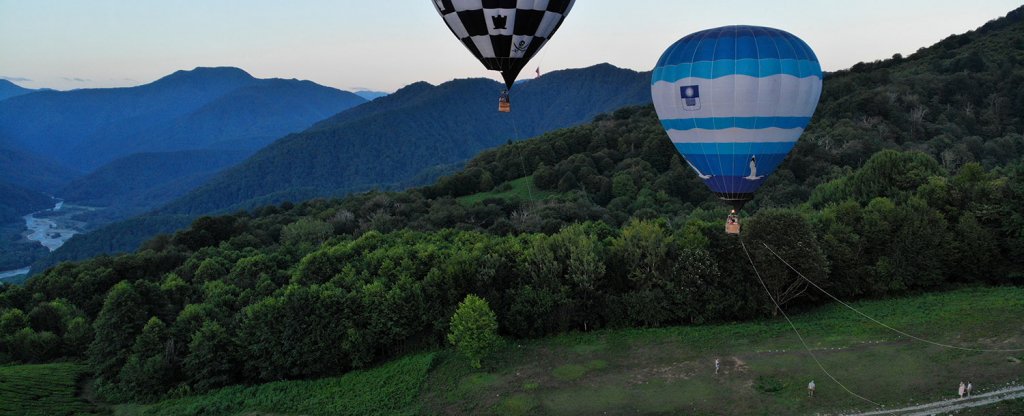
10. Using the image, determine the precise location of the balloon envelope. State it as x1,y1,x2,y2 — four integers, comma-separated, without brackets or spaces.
651,26,822,208
433,0,575,89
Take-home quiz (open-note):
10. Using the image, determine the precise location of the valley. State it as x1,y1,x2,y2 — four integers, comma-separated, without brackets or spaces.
0,200,93,282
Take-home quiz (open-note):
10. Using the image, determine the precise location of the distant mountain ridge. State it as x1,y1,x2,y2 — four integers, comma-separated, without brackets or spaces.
354,90,389,101
0,67,367,172
0,79,35,102
161,63,652,215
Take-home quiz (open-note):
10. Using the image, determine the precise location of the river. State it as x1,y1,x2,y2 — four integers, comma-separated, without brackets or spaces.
24,200,82,251
0,199,91,282
0,267,31,281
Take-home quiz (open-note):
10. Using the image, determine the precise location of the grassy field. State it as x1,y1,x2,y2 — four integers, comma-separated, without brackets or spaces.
421,286,1024,415
456,176,555,206
0,362,100,416
115,353,435,416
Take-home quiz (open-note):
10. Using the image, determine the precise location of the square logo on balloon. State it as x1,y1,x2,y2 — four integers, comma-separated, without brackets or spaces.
680,85,701,111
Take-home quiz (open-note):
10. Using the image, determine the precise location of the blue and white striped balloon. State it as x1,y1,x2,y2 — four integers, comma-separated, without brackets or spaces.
651,26,822,209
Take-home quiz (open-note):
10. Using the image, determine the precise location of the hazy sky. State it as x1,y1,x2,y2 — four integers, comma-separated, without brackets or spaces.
1,1,1019,92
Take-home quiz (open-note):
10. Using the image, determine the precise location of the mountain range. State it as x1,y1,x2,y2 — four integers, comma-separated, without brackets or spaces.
0,68,368,272
26,64,652,271
160,63,652,216
0,67,367,173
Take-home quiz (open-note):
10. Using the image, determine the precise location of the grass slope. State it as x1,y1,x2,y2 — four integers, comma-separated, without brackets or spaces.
422,286,1024,415
118,353,435,416
0,363,100,416
456,176,555,206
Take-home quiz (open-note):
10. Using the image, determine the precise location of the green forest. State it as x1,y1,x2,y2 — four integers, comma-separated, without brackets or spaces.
1,5,1023,411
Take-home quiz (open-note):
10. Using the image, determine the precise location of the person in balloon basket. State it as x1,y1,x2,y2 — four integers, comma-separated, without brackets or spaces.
725,210,741,234
498,90,511,112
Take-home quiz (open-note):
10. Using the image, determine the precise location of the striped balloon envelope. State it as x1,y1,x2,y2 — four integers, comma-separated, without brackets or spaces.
651,26,822,209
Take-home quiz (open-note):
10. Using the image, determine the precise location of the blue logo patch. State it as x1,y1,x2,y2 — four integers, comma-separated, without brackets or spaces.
680,85,700,111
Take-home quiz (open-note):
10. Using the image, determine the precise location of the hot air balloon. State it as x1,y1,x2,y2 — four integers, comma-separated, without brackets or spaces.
651,26,822,233
432,0,576,112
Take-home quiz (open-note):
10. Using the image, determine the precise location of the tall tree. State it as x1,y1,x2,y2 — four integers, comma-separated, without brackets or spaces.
89,282,147,381
185,320,236,392
743,209,829,315
118,317,174,399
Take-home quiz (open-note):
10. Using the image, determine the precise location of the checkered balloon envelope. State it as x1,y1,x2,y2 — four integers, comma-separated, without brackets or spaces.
433,0,576,89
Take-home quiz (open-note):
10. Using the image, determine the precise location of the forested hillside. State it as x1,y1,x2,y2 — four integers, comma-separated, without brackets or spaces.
0,142,80,194
0,182,51,225
2,5,1023,407
60,150,252,224
161,63,651,216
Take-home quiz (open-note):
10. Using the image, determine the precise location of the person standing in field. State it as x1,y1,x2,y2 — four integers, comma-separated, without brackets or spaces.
959,381,966,399
715,358,720,375
808,380,815,397
966,382,973,397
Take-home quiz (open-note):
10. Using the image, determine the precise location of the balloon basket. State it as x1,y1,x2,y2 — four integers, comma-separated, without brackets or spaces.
499,101,511,112
725,213,741,234
725,222,741,235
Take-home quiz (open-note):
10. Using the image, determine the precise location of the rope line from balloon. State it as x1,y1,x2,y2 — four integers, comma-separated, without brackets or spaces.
509,108,535,204
739,237,882,407
761,242,1024,353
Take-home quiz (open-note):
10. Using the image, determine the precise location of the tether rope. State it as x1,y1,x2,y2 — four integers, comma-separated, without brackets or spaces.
740,237,882,407
509,109,536,203
761,242,1024,353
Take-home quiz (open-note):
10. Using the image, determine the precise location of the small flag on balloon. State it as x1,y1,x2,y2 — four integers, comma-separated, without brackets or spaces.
536,67,541,78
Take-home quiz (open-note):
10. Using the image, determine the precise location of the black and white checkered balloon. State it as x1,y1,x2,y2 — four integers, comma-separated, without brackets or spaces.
433,0,575,89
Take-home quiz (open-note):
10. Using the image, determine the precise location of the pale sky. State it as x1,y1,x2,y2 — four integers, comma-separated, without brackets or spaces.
1,1,1019,92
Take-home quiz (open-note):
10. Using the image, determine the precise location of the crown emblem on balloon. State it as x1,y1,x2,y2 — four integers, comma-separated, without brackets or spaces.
492,15,508,29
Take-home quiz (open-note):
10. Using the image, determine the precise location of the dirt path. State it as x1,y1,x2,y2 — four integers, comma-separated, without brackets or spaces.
846,385,1024,415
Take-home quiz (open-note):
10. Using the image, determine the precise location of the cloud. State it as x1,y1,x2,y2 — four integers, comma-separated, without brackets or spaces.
0,76,32,82
62,77,91,82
